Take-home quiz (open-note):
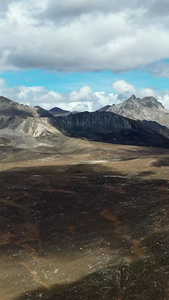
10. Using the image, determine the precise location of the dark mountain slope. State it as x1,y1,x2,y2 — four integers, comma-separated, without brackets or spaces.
49,107,70,116
55,111,169,148
139,120,169,139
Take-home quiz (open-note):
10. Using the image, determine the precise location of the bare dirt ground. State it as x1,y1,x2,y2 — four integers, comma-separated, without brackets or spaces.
0,141,169,299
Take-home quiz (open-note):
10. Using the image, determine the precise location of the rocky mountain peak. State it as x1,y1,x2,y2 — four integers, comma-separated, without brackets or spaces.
116,95,141,110
106,94,167,112
106,94,169,130
129,94,137,100
142,96,164,109
108,95,165,111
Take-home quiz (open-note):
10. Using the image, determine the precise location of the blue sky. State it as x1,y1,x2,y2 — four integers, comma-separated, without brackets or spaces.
1,0,169,111
2,69,169,93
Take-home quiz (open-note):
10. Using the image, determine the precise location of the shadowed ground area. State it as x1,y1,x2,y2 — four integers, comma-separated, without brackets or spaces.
0,154,169,299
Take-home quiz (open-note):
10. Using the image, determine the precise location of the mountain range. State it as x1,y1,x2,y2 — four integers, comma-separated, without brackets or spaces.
0,95,169,149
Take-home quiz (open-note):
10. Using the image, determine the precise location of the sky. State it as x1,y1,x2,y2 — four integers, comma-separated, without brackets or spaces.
1,0,169,111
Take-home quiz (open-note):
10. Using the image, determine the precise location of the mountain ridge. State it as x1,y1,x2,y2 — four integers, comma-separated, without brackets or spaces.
1,95,169,149
55,110,169,148
106,95,169,127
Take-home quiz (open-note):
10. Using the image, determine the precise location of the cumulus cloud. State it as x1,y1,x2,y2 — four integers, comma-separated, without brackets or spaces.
137,88,156,98
1,78,169,111
0,78,64,109
94,92,118,106
112,80,135,94
157,94,169,109
69,86,96,102
0,0,169,73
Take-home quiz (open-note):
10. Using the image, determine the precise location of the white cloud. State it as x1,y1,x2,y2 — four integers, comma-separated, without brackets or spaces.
112,80,136,100
69,86,96,102
157,94,169,109
0,79,64,109
94,92,119,106
0,0,169,73
112,80,136,94
1,78,169,111
137,88,156,98
67,102,94,112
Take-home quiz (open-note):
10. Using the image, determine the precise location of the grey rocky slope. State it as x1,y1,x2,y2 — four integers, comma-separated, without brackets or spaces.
0,96,65,148
106,94,169,128
55,111,169,148
104,94,169,139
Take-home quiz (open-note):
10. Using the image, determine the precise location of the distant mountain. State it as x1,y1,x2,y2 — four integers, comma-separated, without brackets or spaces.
0,96,52,118
0,96,63,148
0,96,59,135
1,95,169,150
0,97,97,153
97,105,112,112
49,107,70,116
106,95,169,127
102,95,169,139
55,111,169,148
